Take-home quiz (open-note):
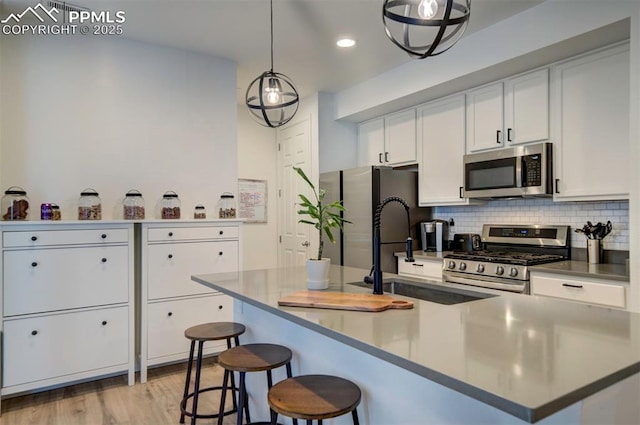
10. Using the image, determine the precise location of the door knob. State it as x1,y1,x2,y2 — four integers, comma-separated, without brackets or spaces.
301,241,310,247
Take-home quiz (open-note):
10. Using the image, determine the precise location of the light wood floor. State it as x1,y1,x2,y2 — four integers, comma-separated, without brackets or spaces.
0,358,240,425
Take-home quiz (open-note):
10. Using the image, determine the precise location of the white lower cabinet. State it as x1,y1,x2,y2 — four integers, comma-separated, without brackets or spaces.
397,256,443,281
1,223,135,398
140,221,242,383
530,272,627,309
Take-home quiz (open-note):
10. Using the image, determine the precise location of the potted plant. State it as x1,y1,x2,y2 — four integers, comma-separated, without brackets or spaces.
294,166,350,289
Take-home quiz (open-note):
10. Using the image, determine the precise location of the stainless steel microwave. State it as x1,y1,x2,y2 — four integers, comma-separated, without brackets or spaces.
463,142,553,198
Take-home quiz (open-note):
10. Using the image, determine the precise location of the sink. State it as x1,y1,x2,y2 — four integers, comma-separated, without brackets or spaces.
347,279,497,305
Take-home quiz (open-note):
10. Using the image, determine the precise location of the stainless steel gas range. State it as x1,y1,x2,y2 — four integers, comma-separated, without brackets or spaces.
442,224,570,294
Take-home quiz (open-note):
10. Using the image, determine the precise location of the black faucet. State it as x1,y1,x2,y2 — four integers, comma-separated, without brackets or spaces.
364,196,414,295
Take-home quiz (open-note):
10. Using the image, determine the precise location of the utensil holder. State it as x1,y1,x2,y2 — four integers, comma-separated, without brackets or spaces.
587,239,603,264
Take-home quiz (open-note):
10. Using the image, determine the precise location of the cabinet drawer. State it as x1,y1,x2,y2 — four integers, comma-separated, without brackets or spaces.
147,295,232,361
4,246,129,316
398,258,443,281
3,228,129,248
3,306,129,387
530,274,626,308
147,226,238,242
147,241,238,300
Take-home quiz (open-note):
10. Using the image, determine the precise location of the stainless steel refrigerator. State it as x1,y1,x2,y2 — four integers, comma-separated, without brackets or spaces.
320,166,431,274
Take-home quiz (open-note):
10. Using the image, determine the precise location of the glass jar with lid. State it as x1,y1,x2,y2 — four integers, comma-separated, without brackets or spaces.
218,192,237,218
193,204,206,219
161,191,181,219
2,186,30,220
78,188,102,220
123,189,145,220
51,203,61,220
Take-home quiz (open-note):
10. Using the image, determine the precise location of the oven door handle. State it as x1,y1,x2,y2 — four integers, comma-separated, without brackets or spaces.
516,157,523,189
442,272,527,293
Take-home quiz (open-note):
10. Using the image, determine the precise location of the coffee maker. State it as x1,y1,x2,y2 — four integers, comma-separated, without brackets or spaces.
420,220,449,252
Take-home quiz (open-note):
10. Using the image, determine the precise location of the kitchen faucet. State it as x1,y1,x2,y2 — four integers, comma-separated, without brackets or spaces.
364,196,414,295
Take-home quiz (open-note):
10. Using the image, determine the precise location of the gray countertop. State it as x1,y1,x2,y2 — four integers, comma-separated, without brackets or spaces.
192,265,640,423
530,260,630,282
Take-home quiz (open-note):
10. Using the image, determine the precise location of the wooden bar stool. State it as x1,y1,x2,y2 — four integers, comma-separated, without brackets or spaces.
179,322,246,425
268,375,361,425
217,343,295,425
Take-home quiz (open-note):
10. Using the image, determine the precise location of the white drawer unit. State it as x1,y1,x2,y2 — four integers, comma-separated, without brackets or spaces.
147,240,238,300
3,305,129,390
530,272,627,309
140,221,242,383
0,223,135,400
147,295,232,364
397,256,443,281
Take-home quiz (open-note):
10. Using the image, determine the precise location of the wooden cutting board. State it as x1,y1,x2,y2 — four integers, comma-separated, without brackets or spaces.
278,291,414,312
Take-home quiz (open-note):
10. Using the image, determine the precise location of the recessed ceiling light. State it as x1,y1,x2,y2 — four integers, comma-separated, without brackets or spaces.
336,38,356,48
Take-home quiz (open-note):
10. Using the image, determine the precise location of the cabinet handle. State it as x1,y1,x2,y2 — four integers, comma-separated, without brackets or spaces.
101,258,107,263
101,320,108,326
218,305,223,310
168,232,174,237
219,230,224,235
167,312,173,317
31,236,38,241
507,128,513,142
31,330,38,336
101,234,107,239
412,263,424,267
384,152,389,163
378,153,383,164
562,283,583,289
555,178,560,194
219,251,223,256
168,254,173,259
496,130,502,144
459,186,464,199
31,261,38,267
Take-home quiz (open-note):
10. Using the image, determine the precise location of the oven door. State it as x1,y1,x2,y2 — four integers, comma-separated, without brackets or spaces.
443,271,529,294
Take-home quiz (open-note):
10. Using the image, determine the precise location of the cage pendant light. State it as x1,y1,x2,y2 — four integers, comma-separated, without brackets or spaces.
383,0,471,59
245,0,299,128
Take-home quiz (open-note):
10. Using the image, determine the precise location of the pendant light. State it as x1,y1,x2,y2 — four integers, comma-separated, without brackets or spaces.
245,0,299,128
383,0,471,59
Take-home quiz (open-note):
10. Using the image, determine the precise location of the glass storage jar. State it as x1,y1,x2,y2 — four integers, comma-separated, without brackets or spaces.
78,188,102,220
2,186,30,220
123,189,145,220
161,191,181,219
51,203,61,220
193,204,206,219
218,192,236,218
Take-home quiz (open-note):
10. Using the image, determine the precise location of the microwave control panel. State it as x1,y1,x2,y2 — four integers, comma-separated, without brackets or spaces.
523,154,542,187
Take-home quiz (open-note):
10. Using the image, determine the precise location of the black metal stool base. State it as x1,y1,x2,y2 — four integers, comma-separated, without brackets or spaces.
179,385,240,422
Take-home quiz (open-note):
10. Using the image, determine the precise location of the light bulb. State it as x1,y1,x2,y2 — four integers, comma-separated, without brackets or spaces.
266,90,280,104
417,0,438,19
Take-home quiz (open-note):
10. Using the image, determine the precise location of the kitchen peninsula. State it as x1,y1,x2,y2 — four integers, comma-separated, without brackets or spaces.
193,265,640,425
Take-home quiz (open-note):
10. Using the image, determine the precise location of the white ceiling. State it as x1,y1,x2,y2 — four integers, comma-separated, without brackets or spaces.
2,0,546,100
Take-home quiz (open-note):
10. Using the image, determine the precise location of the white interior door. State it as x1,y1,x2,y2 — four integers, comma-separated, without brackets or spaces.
277,117,312,268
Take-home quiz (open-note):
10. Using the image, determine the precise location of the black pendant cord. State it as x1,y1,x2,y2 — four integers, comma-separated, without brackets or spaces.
270,0,274,72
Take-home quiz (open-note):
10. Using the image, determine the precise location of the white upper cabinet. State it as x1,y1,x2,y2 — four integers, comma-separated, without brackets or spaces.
418,94,481,206
466,68,549,153
552,43,629,201
358,109,416,166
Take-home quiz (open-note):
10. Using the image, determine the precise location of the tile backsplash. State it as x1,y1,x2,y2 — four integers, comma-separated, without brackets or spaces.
433,199,628,251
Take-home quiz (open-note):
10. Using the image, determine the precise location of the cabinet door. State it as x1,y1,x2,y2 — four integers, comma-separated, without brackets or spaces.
418,95,474,206
504,68,549,145
466,82,504,153
147,295,232,363
3,245,129,316
531,273,626,309
147,240,238,300
357,118,385,166
553,44,630,201
385,109,416,165
397,257,443,281
3,306,129,388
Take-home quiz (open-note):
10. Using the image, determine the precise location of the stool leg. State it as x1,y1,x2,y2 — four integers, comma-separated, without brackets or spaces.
179,340,196,424
217,369,230,425
352,409,360,425
307,421,313,425
270,409,278,425
190,341,205,425
242,375,251,423
237,372,248,425
227,338,239,412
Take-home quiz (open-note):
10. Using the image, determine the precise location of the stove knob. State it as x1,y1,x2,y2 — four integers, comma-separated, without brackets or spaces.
447,261,456,270
459,262,467,271
496,266,505,276
509,268,518,278
476,264,485,273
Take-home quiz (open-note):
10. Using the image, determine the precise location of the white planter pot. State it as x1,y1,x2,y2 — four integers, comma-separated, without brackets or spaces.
306,258,330,290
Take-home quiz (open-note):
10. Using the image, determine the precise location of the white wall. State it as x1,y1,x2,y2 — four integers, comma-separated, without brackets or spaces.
237,105,278,270
1,35,237,219
317,92,357,173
